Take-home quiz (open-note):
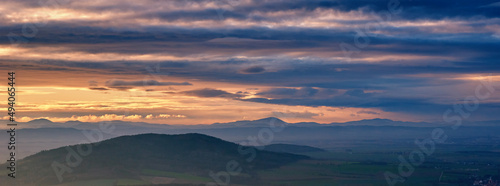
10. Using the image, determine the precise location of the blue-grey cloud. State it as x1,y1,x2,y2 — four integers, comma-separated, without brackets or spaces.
88,87,109,91
1,0,499,121
239,66,266,74
180,88,244,98
105,80,192,87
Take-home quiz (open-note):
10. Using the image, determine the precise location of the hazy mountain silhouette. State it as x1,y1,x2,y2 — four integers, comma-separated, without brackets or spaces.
210,117,286,128
9,117,499,130
3,117,500,162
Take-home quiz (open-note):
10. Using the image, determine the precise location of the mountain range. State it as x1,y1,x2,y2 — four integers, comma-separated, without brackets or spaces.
1,117,499,161
9,117,500,130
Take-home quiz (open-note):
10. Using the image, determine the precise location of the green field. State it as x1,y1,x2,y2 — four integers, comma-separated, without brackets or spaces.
141,169,212,182
55,179,116,186
257,148,500,186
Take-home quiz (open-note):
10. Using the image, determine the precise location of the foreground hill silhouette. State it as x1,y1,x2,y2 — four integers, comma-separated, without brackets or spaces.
2,133,308,185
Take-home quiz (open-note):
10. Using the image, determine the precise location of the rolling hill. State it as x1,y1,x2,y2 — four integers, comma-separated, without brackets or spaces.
0,133,308,186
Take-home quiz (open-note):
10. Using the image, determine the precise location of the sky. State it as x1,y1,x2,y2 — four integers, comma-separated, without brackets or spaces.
1,0,500,125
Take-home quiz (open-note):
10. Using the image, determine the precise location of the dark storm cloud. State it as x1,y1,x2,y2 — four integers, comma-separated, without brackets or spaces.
249,0,500,19
1,24,498,67
88,87,109,91
256,87,324,98
206,0,498,21
357,110,380,115
156,62,473,90
180,88,243,98
1,0,499,121
240,94,449,116
6,59,487,91
239,66,265,74
105,80,192,87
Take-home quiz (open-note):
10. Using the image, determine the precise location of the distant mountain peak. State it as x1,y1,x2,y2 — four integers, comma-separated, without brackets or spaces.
361,118,394,122
211,117,287,128
256,117,285,123
27,118,53,123
64,120,81,123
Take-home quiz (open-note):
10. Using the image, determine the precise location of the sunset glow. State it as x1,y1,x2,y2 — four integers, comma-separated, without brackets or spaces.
1,0,499,125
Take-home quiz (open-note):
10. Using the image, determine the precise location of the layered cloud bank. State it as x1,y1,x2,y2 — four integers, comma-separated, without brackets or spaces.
1,0,499,124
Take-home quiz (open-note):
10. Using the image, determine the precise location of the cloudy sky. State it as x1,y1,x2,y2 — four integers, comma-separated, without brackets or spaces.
1,0,500,124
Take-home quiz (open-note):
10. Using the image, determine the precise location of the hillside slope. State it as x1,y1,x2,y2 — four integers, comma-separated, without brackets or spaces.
1,133,308,185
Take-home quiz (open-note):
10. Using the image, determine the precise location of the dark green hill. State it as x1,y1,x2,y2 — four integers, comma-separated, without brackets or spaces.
1,133,308,185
